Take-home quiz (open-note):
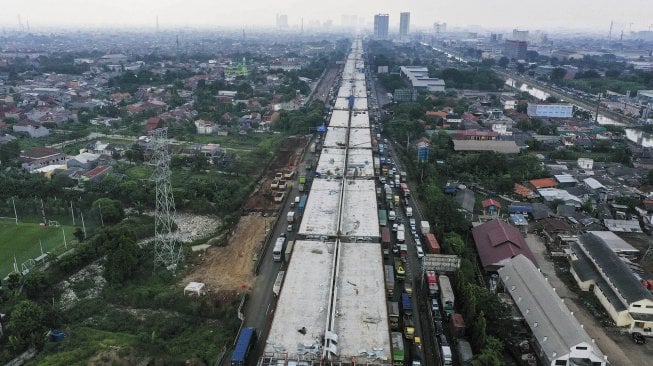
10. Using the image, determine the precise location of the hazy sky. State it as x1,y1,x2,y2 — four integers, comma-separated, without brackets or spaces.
1,0,651,32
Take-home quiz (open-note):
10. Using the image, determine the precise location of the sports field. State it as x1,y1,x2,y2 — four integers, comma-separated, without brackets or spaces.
0,221,76,277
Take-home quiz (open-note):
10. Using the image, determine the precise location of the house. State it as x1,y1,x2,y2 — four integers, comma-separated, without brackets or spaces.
82,165,112,182
143,117,162,133
471,219,538,272
538,188,583,207
194,119,219,134
587,231,640,258
498,255,607,366
481,199,502,216
554,174,578,188
20,147,66,172
603,219,643,233
529,178,557,189
569,233,653,329
13,121,49,138
67,152,101,170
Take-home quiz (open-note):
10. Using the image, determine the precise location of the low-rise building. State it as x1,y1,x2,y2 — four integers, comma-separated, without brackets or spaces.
499,255,607,366
471,219,538,272
569,233,653,329
20,147,66,172
13,121,49,138
399,66,445,92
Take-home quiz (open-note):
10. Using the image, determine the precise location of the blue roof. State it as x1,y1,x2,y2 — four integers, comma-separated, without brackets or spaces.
508,204,533,213
510,214,528,225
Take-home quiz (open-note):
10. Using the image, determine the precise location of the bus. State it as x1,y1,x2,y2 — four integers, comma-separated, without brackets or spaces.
378,209,388,227
391,332,404,366
272,237,286,262
231,327,257,366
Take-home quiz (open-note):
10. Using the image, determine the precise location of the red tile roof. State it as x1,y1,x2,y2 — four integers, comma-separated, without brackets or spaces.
471,219,537,271
83,165,111,179
482,199,502,208
529,178,557,189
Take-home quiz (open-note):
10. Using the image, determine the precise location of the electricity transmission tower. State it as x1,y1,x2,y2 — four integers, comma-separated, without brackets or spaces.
150,128,182,271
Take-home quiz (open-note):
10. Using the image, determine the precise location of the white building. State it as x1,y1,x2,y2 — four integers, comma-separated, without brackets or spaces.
13,121,49,138
194,119,219,134
527,103,573,118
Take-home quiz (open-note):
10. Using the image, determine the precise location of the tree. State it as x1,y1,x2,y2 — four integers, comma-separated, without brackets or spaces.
516,63,526,74
0,140,21,166
23,271,53,301
545,96,560,103
644,169,653,186
7,300,48,349
497,57,509,68
91,198,125,225
104,237,141,284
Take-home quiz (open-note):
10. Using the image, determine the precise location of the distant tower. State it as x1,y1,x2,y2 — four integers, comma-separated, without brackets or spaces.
399,12,410,38
150,128,182,272
301,18,304,33
374,14,389,39
17,14,23,32
156,15,159,32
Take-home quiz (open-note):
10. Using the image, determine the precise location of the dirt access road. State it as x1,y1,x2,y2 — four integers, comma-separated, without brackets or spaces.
525,234,653,365
185,135,306,296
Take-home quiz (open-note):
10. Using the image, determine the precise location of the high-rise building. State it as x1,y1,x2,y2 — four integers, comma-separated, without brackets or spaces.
341,14,358,28
504,39,528,60
512,29,529,42
374,14,389,39
276,14,288,28
399,12,410,37
433,22,447,34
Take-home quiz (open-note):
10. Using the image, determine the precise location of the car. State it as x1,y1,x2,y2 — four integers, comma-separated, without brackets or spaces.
431,298,440,314
287,224,293,232
392,245,400,255
410,225,417,233
414,239,421,247
416,245,424,258
413,233,420,241
392,223,398,232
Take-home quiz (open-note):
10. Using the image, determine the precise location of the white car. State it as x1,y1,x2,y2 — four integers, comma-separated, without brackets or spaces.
416,245,424,258
392,223,398,232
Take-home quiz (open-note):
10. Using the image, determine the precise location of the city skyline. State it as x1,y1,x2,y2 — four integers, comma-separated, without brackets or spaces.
0,0,651,33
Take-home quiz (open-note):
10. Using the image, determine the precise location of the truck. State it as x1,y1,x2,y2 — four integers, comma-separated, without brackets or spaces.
394,174,400,186
406,207,413,217
397,229,405,243
384,184,393,201
381,228,392,249
405,281,413,297
439,275,455,316
284,240,295,263
456,339,474,366
391,332,405,366
400,171,407,182
401,292,413,315
299,175,307,184
403,314,415,340
272,271,285,296
394,257,405,281
426,270,439,296
412,341,422,366
291,196,300,208
441,344,453,366
231,327,257,366
393,195,400,206
400,183,410,197
388,301,400,330
272,237,286,262
287,211,295,224
420,221,430,235
400,244,408,258
425,233,441,254
297,195,308,214
384,265,395,297
378,209,388,227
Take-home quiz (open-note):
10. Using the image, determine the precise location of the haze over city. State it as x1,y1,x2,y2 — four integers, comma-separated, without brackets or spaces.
1,0,651,32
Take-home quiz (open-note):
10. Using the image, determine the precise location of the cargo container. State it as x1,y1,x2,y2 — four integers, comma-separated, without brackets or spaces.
439,275,455,316
385,265,395,297
451,313,465,337
284,240,295,263
272,271,285,296
379,209,388,227
388,301,400,330
425,233,440,254
381,228,392,249
297,195,308,214
231,327,256,366
401,292,413,315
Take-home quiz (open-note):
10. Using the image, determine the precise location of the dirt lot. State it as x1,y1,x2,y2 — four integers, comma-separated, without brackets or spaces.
243,135,307,213
184,214,271,295
525,234,653,365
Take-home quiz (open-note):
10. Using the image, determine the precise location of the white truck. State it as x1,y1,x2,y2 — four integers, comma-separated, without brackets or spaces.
420,221,430,235
287,211,295,224
273,237,286,262
406,207,413,217
397,229,405,243
273,271,285,296
441,345,453,366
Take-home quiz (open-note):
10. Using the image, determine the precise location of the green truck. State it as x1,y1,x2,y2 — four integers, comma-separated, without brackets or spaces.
391,332,405,366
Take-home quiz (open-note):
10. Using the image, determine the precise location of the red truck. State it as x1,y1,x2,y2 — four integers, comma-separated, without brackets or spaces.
425,233,440,254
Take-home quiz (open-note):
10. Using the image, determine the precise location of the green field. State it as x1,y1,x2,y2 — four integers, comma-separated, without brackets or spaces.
0,221,76,277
